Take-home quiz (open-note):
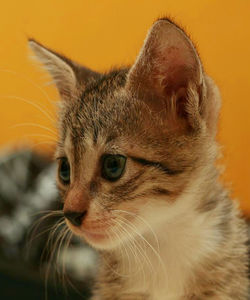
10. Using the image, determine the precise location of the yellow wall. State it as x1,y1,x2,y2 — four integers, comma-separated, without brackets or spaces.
0,0,249,213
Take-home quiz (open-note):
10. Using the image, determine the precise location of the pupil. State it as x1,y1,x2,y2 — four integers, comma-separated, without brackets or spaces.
108,158,119,172
61,162,68,174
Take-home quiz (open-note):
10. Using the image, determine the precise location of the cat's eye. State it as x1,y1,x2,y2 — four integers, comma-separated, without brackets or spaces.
102,154,126,181
58,157,70,185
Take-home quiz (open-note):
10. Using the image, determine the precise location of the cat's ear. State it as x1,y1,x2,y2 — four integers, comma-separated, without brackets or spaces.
126,19,206,131
28,39,100,100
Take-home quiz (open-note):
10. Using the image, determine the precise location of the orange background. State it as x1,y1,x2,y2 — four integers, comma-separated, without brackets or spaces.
0,0,249,213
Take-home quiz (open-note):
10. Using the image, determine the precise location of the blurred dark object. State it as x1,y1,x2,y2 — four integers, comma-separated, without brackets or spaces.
0,149,96,300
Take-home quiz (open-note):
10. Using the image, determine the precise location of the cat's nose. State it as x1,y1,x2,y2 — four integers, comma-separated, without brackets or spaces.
64,211,87,227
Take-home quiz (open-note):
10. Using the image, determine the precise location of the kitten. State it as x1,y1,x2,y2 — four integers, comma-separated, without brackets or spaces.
29,18,249,299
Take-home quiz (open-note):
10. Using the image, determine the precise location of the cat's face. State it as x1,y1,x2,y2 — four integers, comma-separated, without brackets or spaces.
29,18,220,250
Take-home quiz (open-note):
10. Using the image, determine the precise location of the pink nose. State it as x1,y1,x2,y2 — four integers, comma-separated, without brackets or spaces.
64,210,87,227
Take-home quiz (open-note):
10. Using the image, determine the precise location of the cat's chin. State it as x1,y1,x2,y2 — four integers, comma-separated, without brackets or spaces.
82,226,139,250
83,232,120,250
67,224,122,250
82,229,126,250
82,229,113,248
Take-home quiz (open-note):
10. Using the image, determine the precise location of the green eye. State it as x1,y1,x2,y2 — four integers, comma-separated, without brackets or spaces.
58,157,70,184
102,154,126,181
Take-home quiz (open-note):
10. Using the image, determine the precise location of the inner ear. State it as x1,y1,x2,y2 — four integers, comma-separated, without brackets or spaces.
126,19,204,130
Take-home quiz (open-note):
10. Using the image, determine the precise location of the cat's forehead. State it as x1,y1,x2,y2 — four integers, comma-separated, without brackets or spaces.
60,70,126,124
61,99,147,153
82,68,128,98
58,69,150,152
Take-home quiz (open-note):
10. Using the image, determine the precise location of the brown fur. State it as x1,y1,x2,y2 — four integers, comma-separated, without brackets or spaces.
29,17,249,299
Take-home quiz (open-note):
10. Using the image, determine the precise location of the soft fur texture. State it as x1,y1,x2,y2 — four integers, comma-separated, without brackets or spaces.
29,18,249,299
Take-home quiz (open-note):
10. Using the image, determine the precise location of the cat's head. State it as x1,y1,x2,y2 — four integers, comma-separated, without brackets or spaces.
29,18,220,250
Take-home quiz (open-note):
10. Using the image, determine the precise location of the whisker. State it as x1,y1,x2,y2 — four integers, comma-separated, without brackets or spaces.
102,226,130,278
41,218,65,266
61,231,86,299
116,225,132,274
113,209,160,254
11,122,57,135
92,201,148,279
61,230,72,293
114,217,155,280
0,69,56,106
30,210,63,217
113,214,167,287
26,210,63,257
26,225,56,257
21,133,57,142
29,141,56,150
92,202,134,276
43,224,64,274
56,227,70,295
111,224,132,275
112,218,147,285
116,215,159,265
28,210,62,236
44,222,67,300
0,95,55,123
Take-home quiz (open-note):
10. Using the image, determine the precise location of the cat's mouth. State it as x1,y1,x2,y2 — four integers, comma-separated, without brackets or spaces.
65,218,116,247
64,210,137,249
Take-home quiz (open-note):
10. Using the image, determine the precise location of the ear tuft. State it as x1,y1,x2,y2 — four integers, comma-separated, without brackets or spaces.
28,39,78,99
28,39,100,100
